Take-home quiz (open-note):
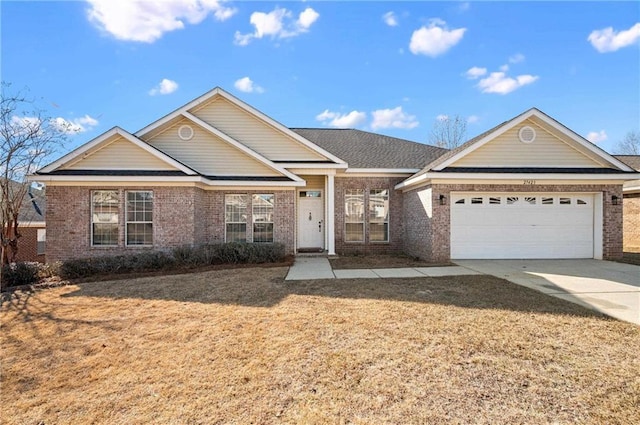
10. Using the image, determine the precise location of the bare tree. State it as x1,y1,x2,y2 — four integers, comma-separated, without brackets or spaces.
429,114,468,149
1,83,68,284
616,130,640,155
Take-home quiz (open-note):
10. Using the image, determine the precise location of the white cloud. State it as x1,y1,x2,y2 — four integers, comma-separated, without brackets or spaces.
371,107,418,130
465,66,487,79
383,11,398,27
499,64,509,72
316,109,367,128
54,115,99,134
234,77,264,93
86,0,237,43
409,19,466,57
467,115,480,124
234,7,319,46
588,23,640,53
476,72,539,95
509,53,525,64
586,130,608,143
149,78,179,96
12,114,98,135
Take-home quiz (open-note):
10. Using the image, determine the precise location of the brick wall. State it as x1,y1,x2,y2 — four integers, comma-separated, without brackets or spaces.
334,177,405,256
403,183,624,261
15,226,45,263
46,186,296,262
622,193,640,251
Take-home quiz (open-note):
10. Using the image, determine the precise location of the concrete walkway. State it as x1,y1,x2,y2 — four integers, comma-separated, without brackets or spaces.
285,256,480,281
456,259,640,325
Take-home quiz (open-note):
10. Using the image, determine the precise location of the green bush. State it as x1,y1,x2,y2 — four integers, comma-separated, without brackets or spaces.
37,261,61,279
2,262,40,287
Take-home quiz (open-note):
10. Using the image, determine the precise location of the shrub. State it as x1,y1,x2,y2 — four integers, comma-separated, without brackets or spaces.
2,262,40,287
59,251,174,280
37,261,62,279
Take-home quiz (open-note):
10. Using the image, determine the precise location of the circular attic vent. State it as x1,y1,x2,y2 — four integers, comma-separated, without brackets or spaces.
178,124,194,141
518,126,536,144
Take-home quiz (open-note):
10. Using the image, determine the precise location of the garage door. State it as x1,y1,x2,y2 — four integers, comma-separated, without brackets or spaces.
450,193,594,259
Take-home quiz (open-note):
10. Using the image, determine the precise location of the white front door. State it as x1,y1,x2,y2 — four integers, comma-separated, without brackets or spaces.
298,192,325,250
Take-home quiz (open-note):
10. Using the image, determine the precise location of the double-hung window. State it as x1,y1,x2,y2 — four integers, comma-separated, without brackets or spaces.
252,194,274,243
369,189,389,242
225,194,248,242
126,191,153,246
92,190,119,246
345,189,364,242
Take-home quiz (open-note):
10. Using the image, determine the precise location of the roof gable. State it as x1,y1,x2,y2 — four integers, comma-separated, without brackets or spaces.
420,108,634,174
135,87,345,164
145,116,287,177
38,127,197,175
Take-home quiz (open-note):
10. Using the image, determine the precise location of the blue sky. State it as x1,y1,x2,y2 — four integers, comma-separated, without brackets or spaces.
2,1,639,154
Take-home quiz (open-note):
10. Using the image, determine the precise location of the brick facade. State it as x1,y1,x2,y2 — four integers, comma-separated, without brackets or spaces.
334,176,405,256
403,183,624,262
15,226,46,263
622,194,640,251
46,186,295,262
46,182,625,262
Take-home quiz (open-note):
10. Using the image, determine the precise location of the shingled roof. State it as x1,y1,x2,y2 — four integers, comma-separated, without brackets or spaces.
614,155,640,171
290,128,447,169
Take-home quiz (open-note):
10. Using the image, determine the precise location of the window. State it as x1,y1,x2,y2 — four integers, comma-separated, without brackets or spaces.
225,194,247,242
345,189,364,242
126,191,153,246
542,197,554,205
92,190,119,246
471,197,483,204
37,229,46,255
299,191,321,198
559,197,571,205
369,189,389,242
489,197,501,205
252,194,274,243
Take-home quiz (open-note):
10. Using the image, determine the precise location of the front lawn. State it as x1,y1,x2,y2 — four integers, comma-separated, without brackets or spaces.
2,268,638,424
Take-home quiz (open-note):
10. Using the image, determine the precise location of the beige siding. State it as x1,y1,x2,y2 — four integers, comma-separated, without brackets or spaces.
146,119,280,176
64,136,177,170
453,119,605,168
190,98,327,161
302,175,325,189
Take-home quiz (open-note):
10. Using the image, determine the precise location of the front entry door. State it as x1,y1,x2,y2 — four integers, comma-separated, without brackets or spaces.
298,193,325,250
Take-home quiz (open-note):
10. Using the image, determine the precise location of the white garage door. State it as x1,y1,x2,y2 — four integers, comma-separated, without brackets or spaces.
450,193,594,259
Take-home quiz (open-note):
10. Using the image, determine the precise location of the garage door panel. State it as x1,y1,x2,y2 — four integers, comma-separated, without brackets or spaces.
450,193,594,259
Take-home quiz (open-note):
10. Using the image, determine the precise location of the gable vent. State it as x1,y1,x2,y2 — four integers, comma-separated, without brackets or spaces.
518,126,536,144
178,124,194,141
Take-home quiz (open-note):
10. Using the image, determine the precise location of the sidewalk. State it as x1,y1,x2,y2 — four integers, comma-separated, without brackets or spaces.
285,256,480,281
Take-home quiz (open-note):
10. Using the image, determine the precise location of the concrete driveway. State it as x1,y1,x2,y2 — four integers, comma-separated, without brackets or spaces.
455,259,640,325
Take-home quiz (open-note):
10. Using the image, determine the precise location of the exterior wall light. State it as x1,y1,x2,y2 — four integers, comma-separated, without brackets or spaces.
611,195,620,205
439,194,446,205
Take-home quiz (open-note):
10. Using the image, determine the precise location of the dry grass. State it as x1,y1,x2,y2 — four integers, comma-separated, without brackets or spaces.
330,253,450,269
2,268,639,424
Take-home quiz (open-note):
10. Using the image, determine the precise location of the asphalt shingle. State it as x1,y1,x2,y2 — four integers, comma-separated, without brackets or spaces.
290,128,447,169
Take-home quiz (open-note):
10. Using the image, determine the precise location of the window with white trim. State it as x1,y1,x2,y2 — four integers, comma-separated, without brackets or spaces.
92,190,119,246
345,189,364,242
126,191,153,246
225,194,248,243
252,194,274,243
37,229,46,255
369,189,389,242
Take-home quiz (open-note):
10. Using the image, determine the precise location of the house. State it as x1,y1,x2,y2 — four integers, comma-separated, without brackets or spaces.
2,180,46,263
614,155,640,251
29,87,638,263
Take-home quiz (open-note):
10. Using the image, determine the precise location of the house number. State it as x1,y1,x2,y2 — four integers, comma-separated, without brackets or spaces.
523,180,536,185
